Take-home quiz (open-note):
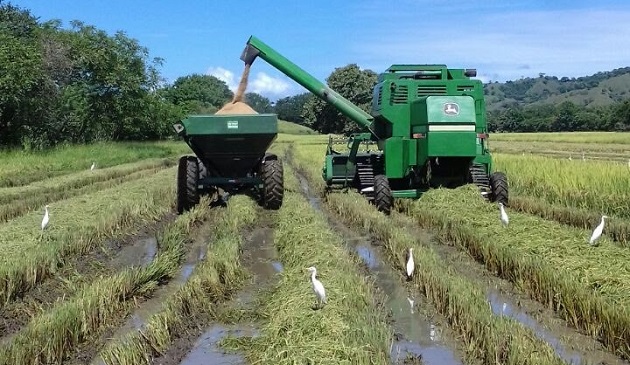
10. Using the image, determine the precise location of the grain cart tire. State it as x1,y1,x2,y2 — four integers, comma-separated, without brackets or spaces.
373,174,393,215
176,156,199,214
197,158,208,180
261,157,284,210
489,171,508,205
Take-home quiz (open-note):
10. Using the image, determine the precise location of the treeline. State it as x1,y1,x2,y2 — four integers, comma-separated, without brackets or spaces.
487,99,630,132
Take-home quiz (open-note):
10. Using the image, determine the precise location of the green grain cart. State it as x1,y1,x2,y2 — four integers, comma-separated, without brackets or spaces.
172,113,283,214
240,35,507,214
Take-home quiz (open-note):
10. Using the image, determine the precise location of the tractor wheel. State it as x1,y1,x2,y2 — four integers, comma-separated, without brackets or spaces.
197,158,208,180
176,156,199,214
373,174,393,215
261,158,284,210
489,171,508,205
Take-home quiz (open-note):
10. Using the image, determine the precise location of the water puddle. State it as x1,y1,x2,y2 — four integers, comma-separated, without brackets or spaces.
178,225,281,364
90,223,213,365
179,324,259,365
110,236,158,269
487,288,629,365
294,171,463,365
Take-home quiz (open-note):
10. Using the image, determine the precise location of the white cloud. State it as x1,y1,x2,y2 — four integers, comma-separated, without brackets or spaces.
206,67,293,100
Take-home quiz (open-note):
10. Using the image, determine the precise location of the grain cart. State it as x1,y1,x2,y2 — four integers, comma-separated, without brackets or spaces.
172,113,283,214
240,35,507,214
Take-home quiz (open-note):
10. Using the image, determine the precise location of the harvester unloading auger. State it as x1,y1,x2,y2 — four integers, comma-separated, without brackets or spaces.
240,35,508,215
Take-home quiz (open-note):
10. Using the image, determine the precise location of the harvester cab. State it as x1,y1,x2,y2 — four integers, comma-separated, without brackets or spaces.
240,35,508,215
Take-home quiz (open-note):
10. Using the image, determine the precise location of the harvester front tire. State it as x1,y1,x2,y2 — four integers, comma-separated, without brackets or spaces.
489,171,508,206
261,158,284,210
176,156,199,214
373,174,393,215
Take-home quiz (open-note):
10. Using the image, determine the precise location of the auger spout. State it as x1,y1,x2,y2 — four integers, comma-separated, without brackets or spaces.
240,35,377,137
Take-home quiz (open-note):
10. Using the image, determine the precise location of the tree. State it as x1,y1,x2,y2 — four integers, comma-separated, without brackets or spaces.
302,64,377,134
163,74,233,114
274,92,309,124
244,92,272,113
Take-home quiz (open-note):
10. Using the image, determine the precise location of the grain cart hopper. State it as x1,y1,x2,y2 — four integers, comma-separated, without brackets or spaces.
240,35,507,214
172,113,283,214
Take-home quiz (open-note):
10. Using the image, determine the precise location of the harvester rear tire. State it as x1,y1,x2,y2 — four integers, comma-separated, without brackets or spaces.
489,171,508,206
261,158,284,210
373,174,392,215
176,156,199,214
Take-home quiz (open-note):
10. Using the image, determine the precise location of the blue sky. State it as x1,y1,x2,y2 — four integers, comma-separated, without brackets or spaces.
14,0,630,102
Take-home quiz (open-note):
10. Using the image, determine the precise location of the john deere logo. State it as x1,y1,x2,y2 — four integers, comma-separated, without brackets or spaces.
443,102,459,116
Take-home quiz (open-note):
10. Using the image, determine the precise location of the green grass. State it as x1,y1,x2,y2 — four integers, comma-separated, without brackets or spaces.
289,144,567,365
399,185,630,360
96,195,257,365
0,167,176,306
225,164,393,365
490,132,630,144
278,120,318,135
0,141,189,188
0,196,212,364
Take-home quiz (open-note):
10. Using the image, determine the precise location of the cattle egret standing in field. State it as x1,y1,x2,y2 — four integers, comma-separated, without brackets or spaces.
589,215,608,245
41,205,49,230
90,162,96,171
405,248,414,280
306,266,326,309
498,203,509,227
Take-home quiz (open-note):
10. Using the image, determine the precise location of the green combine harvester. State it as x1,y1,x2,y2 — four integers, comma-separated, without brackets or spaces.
172,113,283,214
240,35,508,214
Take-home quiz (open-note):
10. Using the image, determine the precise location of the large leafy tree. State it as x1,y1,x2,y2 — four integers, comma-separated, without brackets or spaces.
163,74,233,114
302,64,377,135
273,92,309,124
244,92,273,113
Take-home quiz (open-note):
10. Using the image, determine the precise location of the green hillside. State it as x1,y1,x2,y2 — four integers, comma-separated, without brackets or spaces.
484,67,630,111
278,120,318,135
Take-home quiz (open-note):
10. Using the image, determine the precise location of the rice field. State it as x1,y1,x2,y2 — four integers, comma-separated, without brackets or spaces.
0,130,629,365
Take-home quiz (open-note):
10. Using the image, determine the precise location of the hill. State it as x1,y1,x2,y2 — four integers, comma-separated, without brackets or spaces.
484,67,630,111
278,120,318,135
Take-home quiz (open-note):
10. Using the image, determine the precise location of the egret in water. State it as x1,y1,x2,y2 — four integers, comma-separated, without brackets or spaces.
306,266,326,309
405,248,414,281
589,215,608,245
41,205,50,230
498,202,509,227
90,162,96,171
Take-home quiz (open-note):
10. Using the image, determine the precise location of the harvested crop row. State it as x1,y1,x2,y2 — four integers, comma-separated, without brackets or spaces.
288,147,566,365
229,164,393,365
0,158,175,223
97,195,257,365
494,153,630,218
398,186,630,360
0,196,214,364
0,141,187,188
0,167,177,306
508,195,630,245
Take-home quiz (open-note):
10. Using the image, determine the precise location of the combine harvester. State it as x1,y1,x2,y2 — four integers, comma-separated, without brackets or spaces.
172,111,284,214
240,35,508,214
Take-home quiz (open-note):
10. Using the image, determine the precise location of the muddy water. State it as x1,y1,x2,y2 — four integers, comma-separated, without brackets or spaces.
109,236,158,268
89,224,213,365
295,172,464,365
178,226,281,365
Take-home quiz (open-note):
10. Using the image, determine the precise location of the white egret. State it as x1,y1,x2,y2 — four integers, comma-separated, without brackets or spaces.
405,248,414,280
589,215,608,245
498,202,509,227
306,266,326,309
90,162,96,171
41,205,50,230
